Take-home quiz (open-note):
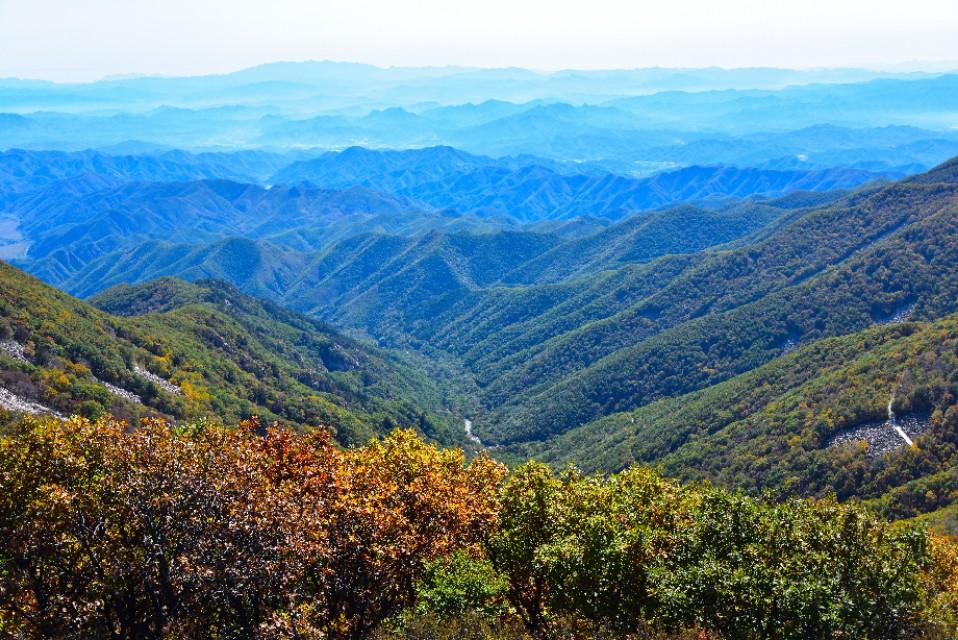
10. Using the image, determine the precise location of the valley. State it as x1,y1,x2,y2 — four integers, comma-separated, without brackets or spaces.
5,56,958,638
4,148,958,525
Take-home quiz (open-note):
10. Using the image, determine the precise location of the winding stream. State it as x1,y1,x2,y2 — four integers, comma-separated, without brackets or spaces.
887,394,914,447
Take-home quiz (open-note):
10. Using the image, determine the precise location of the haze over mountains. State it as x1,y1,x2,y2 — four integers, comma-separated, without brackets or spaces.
5,60,958,533
3,62,958,177
1,61,946,111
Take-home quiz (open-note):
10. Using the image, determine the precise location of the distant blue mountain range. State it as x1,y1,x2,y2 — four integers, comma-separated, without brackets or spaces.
2,64,958,176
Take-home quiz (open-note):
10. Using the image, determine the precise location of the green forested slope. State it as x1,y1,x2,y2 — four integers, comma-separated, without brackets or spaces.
480,177,958,443
499,201,799,284
303,163,958,447
0,264,460,445
513,314,958,519
10,158,958,460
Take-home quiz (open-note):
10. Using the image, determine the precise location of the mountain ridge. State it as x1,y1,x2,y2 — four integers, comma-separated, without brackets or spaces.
0,262,464,446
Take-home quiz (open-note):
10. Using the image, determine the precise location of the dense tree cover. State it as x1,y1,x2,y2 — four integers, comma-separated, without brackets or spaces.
0,263,461,445
2,416,958,639
296,169,944,450
499,201,790,285
482,462,958,640
0,416,503,639
518,311,958,521
199,165,958,453
13,158,941,457
657,329,958,519
475,179,958,443
7,148,859,299
273,151,878,222
21,189,529,300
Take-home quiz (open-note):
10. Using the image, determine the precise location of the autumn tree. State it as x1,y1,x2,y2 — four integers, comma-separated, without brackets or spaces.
0,417,504,640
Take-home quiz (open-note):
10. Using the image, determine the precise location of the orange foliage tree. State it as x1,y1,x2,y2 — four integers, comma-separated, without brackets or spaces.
0,416,504,639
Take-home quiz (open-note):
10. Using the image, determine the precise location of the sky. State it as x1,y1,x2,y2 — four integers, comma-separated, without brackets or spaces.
1,0,957,82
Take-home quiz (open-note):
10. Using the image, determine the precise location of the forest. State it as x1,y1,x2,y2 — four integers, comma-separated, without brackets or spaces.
3,414,958,640
0,263,461,446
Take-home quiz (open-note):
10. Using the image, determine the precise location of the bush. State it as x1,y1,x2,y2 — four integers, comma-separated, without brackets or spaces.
415,551,508,619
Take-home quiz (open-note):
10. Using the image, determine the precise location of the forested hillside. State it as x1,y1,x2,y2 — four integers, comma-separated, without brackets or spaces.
1,145,894,294
11,160,958,459
511,312,958,520
0,264,461,445
9,187,817,307
277,161,957,453
12,227,958,635
474,175,958,443
272,146,892,221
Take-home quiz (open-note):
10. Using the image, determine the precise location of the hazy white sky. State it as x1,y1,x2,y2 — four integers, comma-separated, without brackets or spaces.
1,0,957,81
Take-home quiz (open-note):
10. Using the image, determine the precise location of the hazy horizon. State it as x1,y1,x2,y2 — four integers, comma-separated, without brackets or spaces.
3,0,958,82
3,58,958,85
